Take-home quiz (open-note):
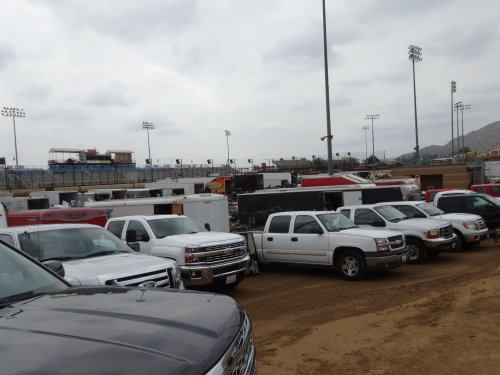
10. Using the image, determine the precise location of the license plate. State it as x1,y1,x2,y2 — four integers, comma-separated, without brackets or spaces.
226,274,237,284
452,242,456,249
402,254,407,263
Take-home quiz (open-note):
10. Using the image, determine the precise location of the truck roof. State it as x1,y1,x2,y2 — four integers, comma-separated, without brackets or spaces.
0,223,100,233
108,214,185,221
336,202,398,210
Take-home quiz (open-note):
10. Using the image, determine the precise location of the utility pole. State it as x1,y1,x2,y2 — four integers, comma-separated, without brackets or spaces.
142,121,154,181
365,114,380,164
362,125,370,163
450,81,456,156
322,0,334,175
408,45,422,162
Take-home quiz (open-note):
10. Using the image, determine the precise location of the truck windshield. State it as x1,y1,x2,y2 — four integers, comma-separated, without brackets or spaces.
18,227,133,262
147,217,207,238
374,205,408,222
317,213,357,232
416,202,444,216
0,241,67,303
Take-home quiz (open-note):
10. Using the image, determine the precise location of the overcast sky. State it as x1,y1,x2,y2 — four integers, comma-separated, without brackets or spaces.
1,0,499,167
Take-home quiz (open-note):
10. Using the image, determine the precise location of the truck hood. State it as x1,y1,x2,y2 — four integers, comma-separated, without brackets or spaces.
157,232,244,247
0,287,243,375
62,253,175,285
389,218,448,230
433,213,482,222
336,228,403,239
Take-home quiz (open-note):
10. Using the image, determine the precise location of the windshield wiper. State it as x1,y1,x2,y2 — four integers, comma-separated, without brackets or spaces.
40,256,81,262
0,291,45,307
82,250,122,258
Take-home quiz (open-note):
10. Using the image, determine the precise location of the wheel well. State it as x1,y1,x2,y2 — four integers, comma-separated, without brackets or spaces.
405,236,423,244
453,229,465,241
333,247,364,266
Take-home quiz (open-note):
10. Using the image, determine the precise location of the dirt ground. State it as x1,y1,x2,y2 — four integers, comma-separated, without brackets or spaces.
227,237,500,375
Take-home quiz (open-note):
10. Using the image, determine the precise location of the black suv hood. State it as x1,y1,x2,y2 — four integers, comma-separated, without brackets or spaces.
0,287,244,375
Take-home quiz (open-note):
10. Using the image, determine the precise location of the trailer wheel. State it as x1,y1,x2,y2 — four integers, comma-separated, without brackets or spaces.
337,250,367,281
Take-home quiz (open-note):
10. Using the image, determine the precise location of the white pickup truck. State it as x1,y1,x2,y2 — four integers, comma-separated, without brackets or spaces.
252,211,407,280
337,203,457,264
105,215,250,288
0,223,183,288
383,201,488,250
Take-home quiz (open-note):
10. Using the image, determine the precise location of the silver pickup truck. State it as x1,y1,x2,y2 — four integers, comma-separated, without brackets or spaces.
337,203,457,264
252,211,407,280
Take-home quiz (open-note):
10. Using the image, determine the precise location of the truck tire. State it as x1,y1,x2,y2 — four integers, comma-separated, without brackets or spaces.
337,250,367,281
406,238,427,264
453,230,464,251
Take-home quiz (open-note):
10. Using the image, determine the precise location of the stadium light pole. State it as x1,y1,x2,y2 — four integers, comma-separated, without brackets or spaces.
454,102,462,155
1,107,26,167
362,125,370,163
224,129,231,166
365,114,380,163
142,121,154,181
460,104,471,156
451,81,456,156
408,45,422,161
322,0,334,175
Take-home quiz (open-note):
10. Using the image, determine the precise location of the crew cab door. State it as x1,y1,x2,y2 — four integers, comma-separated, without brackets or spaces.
261,215,293,262
122,219,152,254
288,215,329,264
353,208,387,228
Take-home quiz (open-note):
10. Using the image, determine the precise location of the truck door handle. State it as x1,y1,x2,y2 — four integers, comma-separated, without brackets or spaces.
291,237,298,242
267,237,273,241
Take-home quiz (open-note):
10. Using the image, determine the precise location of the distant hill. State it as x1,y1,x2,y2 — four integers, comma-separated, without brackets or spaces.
398,121,500,159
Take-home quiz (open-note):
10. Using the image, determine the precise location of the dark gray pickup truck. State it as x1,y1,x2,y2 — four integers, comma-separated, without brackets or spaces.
0,239,256,375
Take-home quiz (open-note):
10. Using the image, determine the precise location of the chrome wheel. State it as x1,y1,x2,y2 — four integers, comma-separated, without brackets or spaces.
340,255,360,277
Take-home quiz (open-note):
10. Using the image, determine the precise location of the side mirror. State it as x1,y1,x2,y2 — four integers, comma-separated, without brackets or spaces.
126,229,137,243
372,219,386,227
204,223,211,231
310,226,324,234
43,260,65,277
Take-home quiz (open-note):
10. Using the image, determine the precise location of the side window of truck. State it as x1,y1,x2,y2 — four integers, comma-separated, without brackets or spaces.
293,215,322,234
393,205,421,218
354,209,380,225
467,196,490,209
339,209,351,219
127,220,150,241
0,234,16,247
268,216,291,233
107,220,126,238
440,197,463,211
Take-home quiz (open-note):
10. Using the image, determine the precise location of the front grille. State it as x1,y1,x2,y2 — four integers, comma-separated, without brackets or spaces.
229,316,256,375
105,268,174,288
191,241,247,264
440,225,454,239
387,235,405,250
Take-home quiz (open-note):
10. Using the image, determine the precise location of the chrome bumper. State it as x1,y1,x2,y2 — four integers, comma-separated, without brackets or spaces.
180,254,250,287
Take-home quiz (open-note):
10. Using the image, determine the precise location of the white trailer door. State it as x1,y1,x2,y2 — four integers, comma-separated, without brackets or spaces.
343,191,363,206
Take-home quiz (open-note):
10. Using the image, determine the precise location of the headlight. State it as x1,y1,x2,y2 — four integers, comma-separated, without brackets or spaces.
463,221,477,229
374,238,390,252
185,247,199,264
426,229,440,239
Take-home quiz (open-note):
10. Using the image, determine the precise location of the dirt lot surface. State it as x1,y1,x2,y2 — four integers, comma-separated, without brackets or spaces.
227,237,500,375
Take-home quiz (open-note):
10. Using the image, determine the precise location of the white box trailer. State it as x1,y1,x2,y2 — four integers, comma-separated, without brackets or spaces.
0,196,50,213
146,177,213,196
85,193,230,232
29,191,79,207
485,161,500,181
261,173,291,188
